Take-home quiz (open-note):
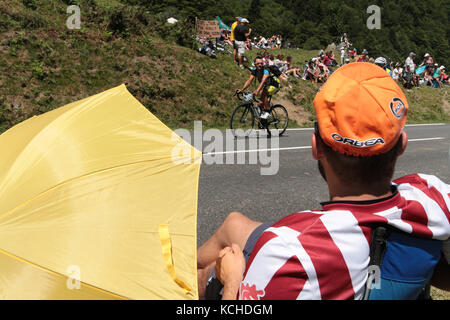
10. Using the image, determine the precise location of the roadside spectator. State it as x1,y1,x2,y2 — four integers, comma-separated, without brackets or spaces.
392,62,403,82
257,36,269,49
349,48,357,59
285,55,302,78
323,53,332,67
340,33,352,51
340,45,346,65
276,35,282,49
233,18,251,69
419,53,434,67
404,52,419,88
423,64,435,86
218,29,233,46
357,49,368,62
319,47,326,57
303,59,317,82
315,57,330,82
431,63,441,88
245,38,252,51
322,51,337,68
328,51,338,66
231,17,241,65
439,66,449,85
274,54,289,73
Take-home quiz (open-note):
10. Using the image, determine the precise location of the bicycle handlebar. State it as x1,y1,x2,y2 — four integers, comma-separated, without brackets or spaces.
234,90,260,103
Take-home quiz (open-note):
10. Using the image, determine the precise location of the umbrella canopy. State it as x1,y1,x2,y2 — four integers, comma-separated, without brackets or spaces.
0,84,202,299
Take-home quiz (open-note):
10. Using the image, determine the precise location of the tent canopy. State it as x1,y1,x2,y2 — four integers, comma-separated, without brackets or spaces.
215,16,231,31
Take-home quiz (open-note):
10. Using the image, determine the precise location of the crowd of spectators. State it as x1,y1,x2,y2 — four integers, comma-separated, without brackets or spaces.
398,52,448,89
199,24,449,89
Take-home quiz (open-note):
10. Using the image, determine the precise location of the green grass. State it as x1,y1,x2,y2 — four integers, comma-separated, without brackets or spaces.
0,0,449,135
431,287,450,300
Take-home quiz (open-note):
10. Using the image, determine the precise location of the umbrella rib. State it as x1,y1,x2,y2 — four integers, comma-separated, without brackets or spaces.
0,247,130,300
0,156,186,222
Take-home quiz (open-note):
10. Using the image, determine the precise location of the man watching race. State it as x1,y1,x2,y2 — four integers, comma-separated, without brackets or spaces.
236,57,280,120
198,62,450,300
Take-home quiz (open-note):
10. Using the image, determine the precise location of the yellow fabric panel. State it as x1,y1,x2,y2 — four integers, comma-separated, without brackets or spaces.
0,250,124,299
0,85,201,299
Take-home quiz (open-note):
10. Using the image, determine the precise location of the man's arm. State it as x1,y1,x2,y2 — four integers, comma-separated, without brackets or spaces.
238,75,255,92
254,74,269,96
246,28,252,38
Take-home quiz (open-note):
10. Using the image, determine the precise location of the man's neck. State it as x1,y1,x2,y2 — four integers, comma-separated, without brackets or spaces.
328,182,394,202
330,190,393,202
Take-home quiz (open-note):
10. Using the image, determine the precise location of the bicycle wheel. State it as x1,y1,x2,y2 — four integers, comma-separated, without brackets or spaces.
268,104,289,136
230,104,255,138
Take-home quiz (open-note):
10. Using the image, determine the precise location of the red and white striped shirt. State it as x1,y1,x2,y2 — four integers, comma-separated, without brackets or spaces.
239,174,450,300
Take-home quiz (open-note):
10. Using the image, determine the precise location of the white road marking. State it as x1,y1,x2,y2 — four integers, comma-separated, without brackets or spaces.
202,137,446,156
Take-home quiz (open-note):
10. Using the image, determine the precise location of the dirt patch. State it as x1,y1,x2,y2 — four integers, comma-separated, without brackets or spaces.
274,92,311,126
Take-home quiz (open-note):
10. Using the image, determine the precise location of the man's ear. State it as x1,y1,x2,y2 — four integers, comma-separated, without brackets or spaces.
312,133,324,160
398,130,408,156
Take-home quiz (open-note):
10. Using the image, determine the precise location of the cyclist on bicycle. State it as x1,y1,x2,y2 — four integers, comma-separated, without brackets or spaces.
236,57,280,119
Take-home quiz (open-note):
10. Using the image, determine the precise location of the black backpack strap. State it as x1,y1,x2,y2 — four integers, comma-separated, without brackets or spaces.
363,225,390,300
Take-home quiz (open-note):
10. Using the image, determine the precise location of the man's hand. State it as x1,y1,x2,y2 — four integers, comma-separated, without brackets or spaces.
215,244,246,300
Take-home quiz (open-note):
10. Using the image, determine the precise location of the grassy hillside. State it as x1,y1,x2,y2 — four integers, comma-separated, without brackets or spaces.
1,0,449,134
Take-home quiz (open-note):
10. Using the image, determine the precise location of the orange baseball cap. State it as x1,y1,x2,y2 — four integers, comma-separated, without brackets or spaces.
313,62,408,157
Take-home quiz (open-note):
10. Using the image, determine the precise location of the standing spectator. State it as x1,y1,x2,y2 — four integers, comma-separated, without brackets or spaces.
340,45,346,65
233,18,251,69
349,48,357,59
404,52,419,88
231,17,241,64
340,33,351,50
419,53,434,67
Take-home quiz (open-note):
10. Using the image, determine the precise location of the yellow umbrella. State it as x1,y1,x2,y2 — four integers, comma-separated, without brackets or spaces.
0,85,202,299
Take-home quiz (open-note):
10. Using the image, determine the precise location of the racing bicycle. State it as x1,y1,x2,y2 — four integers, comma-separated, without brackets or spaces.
230,91,289,138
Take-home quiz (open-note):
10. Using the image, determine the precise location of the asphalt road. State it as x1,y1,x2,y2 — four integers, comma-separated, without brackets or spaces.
196,123,450,246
